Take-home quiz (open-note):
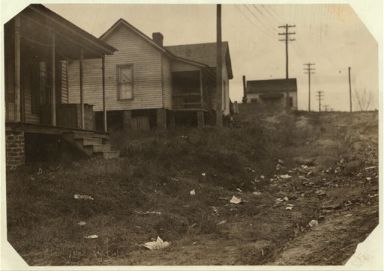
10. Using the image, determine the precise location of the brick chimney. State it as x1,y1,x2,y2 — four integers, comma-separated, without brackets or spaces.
152,32,163,47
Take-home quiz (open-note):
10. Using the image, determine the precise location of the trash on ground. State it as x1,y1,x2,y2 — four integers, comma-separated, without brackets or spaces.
280,174,292,180
283,196,289,201
308,220,319,228
143,236,170,250
77,221,86,226
252,191,262,196
260,175,265,179
365,166,376,170
286,204,294,210
84,234,98,239
230,195,242,204
190,189,196,196
368,193,378,198
74,194,94,200
344,214,353,217
135,211,162,215
278,159,284,164
315,189,326,197
236,188,242,193
37,168,43,175
211,206,219,214
275,198,284,203
217,220,227,225
366,177,372,181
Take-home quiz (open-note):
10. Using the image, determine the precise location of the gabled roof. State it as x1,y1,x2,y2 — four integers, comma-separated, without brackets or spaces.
247,78,297,94
99,18,210,70
165,42,233,79
26,4,116,56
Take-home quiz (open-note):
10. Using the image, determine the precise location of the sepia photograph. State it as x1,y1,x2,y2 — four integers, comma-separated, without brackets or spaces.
1,0,381,268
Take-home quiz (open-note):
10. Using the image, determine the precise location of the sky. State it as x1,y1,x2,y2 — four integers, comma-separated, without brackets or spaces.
45,3,379,111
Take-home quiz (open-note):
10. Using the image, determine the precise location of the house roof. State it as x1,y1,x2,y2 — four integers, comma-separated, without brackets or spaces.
165,42,233,79
25,4,116,57
247,78,297,94
99,18,210,70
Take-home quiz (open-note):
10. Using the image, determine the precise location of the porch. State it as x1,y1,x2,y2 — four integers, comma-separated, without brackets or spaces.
4,5,117,167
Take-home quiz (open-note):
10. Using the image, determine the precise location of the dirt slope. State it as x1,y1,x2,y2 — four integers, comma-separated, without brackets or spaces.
6,108,378,265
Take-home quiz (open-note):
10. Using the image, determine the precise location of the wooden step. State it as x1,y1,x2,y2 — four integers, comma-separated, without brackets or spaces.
102,150,120,159
77,137,103,146
87,144,111,153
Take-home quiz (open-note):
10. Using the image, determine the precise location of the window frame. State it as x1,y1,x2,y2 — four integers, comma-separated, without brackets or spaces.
116,64,134,100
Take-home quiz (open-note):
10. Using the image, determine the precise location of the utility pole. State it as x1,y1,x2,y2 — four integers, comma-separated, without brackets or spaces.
303,63,315,112
216,4,223,127
316,91,324,112
348,66,352,112
278,24,296,79
242,75,247,103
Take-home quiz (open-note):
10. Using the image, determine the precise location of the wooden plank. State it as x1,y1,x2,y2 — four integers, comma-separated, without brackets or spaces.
14,16,21,122
80,47,84,129
51,31,56,126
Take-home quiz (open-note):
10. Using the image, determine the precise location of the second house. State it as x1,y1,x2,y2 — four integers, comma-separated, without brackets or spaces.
68,19,233,131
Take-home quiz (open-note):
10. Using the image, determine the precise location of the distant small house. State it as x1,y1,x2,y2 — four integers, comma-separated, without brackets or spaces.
68,19,233,129
245,78,297,110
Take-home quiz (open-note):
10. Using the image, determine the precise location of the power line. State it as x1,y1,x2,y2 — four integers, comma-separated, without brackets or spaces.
303,63,315,112
243,5,277,40
278,24,296,79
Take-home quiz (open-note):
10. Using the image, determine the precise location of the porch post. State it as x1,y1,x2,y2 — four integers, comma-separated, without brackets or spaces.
199,69,204,108
102,55,107,132
14,16,21,122
51,31,56,126
79,48,84,129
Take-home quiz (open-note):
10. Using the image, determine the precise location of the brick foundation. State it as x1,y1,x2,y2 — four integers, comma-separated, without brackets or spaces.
6,130,25,168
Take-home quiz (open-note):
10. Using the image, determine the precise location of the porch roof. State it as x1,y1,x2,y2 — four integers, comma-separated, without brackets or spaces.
18,4,116,58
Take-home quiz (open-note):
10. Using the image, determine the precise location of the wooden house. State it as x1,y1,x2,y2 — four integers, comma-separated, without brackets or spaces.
67,19,232,129
244,78,298,110
4,4,120,168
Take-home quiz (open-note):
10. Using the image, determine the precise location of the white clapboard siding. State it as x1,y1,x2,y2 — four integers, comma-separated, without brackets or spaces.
68,24,165,111
162,56,172,109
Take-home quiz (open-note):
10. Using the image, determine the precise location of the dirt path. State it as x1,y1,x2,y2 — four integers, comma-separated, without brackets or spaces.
268,205,378,265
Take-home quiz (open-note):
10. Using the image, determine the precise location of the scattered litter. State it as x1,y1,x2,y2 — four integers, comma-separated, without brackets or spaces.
344,200,353,207
307,171,313,176
344,214,353,217
252,191,262,196
135,211,162,215
143,236,170,250
201,173,206,177
230,195,242,204
37,168,43,175
217,220,227,225
77,221,86,226
365,166,376,170
315,189,326,197
74,194,94,200
236,188,242,193
283,196,289,201
211,206,219,215
308,220,318,228
366,177,372,181
30,176,35,181
260,175,265,179
276,164,282,171
368,193,378,198
275,198,284,203
285,203,294,210
279,174,292,180
84,235,98,239
190,189,196,196
278,159,284,165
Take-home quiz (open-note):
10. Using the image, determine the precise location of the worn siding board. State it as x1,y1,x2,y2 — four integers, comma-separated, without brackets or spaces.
61,60,69,103
68,25,164,111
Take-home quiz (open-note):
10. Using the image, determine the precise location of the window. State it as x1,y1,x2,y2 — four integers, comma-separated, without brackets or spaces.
117,64,134,100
